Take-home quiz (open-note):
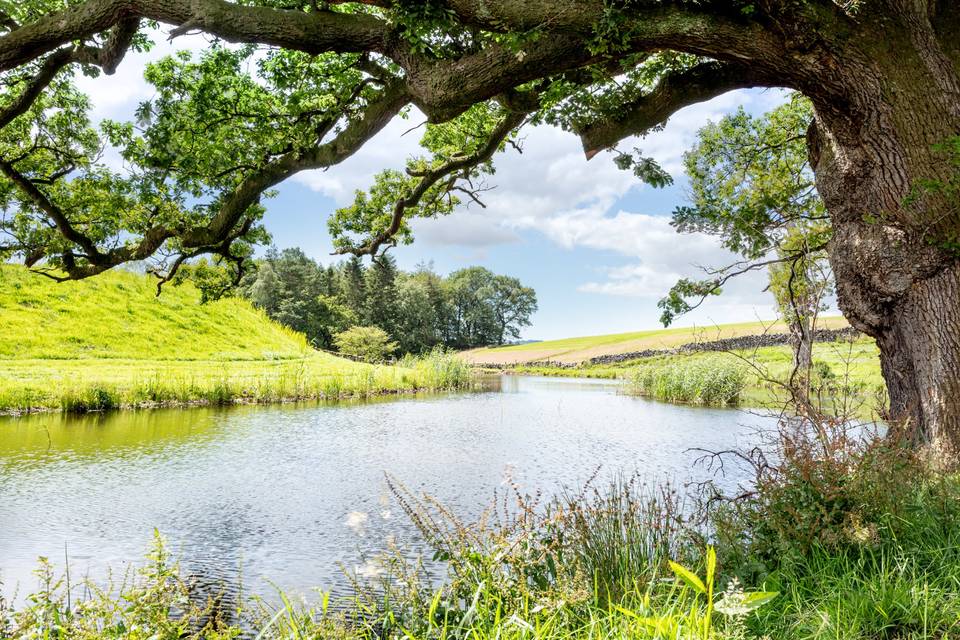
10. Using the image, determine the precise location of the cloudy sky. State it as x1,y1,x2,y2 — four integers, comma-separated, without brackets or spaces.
78,31,792,340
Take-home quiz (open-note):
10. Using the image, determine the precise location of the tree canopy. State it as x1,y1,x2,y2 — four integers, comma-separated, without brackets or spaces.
0,0,879,284
235,250,537,352
2,0,960,444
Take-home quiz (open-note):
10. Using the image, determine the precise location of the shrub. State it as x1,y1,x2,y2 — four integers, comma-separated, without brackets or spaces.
60,385,120,413
333,326,398,364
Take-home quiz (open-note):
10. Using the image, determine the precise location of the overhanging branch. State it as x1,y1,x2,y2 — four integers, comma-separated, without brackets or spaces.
578,62,774,158
336,106,529,258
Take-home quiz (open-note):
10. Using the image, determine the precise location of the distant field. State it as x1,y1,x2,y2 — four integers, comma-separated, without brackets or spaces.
464,316,852,365
0,266,469,413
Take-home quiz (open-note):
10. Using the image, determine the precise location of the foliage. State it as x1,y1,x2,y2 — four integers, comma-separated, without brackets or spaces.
237,251,537,354
333,326,398,363
709,415,960,639
239,247,355,350
327,101,518,255
659,95,832,330
628,356,748,406
0,530,239,639
444,266,538,348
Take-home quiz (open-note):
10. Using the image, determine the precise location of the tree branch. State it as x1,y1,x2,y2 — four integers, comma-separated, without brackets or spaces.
578,61,775,158
0,0,389,72
336,106,528,258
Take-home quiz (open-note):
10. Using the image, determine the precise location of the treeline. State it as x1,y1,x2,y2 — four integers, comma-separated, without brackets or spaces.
234,248,537,354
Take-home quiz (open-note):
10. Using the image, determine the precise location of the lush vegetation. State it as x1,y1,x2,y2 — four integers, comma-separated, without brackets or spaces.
0,265,473,414
514,337,884,411
662,95,831,375
4,420,957,640
218,248,537,354
628,356,748,406
333,326,399,363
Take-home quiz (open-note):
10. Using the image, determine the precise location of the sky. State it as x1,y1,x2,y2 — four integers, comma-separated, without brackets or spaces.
76,30,793,340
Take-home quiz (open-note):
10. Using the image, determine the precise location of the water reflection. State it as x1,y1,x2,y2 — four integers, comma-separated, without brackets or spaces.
0,375,773,602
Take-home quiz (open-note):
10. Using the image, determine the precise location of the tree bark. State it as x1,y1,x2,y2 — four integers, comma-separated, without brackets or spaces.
788,313,814,377
806,9,960,452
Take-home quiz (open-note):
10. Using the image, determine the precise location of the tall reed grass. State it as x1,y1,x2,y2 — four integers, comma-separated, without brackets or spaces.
628,356,747,406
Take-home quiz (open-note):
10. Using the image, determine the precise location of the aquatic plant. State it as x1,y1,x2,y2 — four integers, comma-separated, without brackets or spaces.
628,356,747,406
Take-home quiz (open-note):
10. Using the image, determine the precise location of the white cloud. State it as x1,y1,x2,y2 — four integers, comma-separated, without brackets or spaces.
412,212,520,247
75,30,214,123
540,210,769,306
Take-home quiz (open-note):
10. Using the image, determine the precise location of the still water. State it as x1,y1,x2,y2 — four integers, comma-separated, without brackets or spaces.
0,375,772,600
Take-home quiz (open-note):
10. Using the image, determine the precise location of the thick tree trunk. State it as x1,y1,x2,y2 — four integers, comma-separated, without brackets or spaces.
875,264,960,448
806,10,960,452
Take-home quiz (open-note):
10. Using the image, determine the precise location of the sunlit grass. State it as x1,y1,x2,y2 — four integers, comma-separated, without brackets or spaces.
514,338,884,411
0,266,473,413
471,316,851,358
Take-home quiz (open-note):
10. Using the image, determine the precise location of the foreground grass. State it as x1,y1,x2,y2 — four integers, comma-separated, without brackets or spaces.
0,266,473,413
5,450,957,640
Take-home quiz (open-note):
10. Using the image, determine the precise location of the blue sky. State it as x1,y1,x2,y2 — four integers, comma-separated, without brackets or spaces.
80,32,792,340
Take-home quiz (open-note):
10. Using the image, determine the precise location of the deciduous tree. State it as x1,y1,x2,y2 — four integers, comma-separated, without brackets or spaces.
1,1,959,448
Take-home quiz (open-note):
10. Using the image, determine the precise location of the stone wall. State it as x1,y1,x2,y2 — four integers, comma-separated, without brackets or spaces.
483,326,862,370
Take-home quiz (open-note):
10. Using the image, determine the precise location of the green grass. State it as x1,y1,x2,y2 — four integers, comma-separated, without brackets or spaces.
0,265,473,413
0,264,310,360
514,337,885,410
628,356,748,406
468,316,851,364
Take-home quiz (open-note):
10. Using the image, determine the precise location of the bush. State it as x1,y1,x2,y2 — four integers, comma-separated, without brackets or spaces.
333,326,398,363
400,348,475,391
708,414,960,639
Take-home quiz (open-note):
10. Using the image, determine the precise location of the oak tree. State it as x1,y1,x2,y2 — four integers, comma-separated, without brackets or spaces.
1,1,959,449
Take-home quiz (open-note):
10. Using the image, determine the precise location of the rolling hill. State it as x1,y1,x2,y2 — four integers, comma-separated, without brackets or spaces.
0,265,467,413
464,316,852,365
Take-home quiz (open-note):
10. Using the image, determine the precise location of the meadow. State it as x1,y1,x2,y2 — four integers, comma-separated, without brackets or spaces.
465,316,852,365
0,266,472,413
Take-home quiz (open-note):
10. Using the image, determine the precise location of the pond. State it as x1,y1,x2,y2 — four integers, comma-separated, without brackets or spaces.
0,375,774,603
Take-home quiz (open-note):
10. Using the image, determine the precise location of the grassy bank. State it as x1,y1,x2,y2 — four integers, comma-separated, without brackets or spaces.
0,266,473,414
513,337,884,409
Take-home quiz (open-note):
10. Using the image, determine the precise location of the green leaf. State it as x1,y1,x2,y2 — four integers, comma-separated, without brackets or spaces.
668,560,706,594
706,546,717,587
742,591,779,610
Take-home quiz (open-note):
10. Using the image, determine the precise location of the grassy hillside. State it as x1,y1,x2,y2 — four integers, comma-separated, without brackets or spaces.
0,266,471,414
465,316,852,365
0,264,309,360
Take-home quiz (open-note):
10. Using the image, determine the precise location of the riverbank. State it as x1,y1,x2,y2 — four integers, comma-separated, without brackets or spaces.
498,335,884,410
0,350,475,415
0,266,472,415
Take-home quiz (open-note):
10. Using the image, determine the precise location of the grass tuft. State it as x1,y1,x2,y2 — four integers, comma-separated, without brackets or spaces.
628,356,748,406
